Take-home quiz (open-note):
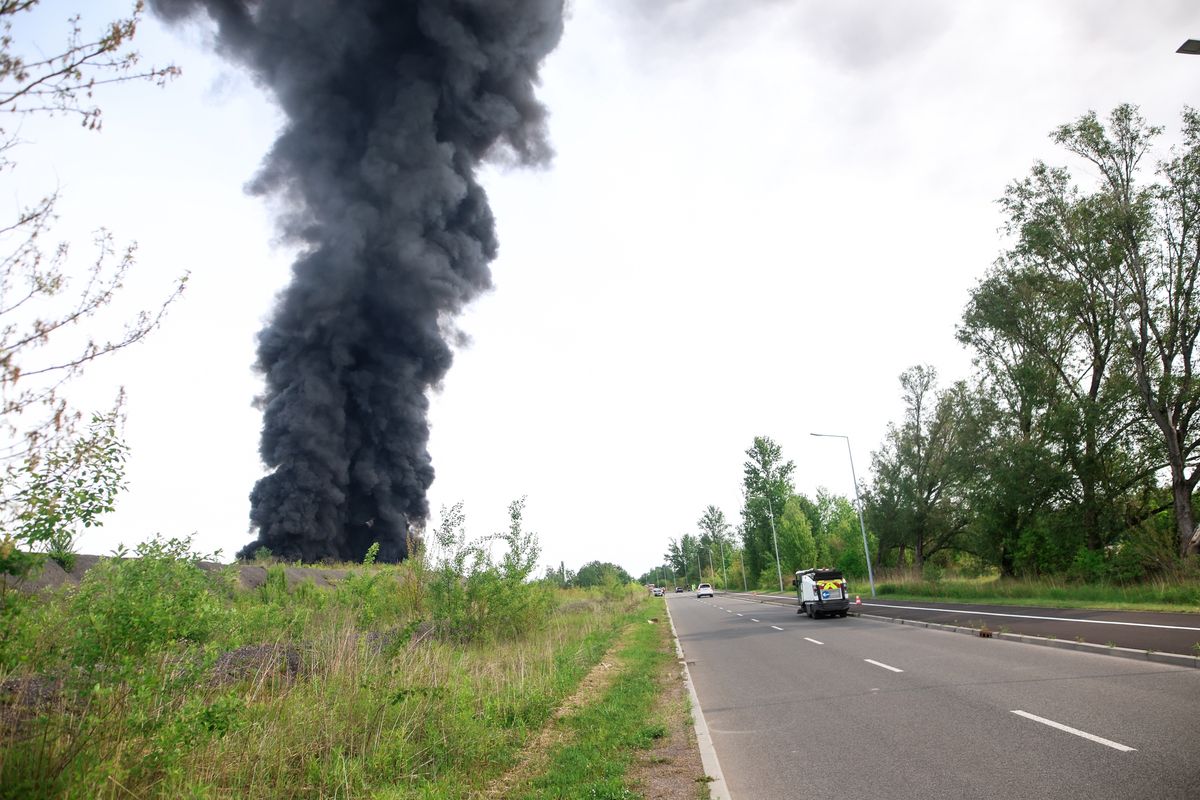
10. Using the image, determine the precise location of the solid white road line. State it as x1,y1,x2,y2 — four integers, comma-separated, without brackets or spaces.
664,597,731,799
771,625,783,631
803,637,824,645
864,658,904,673
865,602,1200,632
1010,710,1136,752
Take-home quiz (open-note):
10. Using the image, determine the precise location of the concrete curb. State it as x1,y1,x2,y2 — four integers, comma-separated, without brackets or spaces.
664,601,730,800
719,591,1200,669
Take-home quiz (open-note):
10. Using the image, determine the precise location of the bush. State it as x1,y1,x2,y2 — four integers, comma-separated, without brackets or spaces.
67,535,225,678
427,498,553,642
8,413,128,577
1066,546,1108,584
757,565,781,592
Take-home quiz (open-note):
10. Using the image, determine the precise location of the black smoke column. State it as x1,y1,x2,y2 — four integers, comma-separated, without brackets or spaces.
151,0,564,562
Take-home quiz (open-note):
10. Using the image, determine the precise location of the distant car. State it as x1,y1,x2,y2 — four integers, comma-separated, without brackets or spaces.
696,583,714,598
674,587,684,593
652,587,665,597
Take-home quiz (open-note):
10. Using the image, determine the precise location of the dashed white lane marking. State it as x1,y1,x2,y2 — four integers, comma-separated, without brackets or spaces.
864,658,904,673
736,613,744,617
750,618,760,622
725,609,733,613
1010,710,1136,752
803,637,824,645
771,625,784,631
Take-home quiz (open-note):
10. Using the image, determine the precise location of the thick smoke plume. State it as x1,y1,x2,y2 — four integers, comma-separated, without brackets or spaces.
151,0,564,562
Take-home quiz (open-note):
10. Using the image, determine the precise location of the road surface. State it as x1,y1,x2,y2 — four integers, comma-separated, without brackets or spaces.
740,592,1200,656
668,592,1200,799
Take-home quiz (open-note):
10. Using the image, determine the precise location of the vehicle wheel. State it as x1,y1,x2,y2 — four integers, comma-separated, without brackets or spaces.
797,604,804,615
838,611,847,618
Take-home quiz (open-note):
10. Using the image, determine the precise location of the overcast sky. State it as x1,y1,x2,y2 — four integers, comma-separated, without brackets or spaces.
9,0,1198,576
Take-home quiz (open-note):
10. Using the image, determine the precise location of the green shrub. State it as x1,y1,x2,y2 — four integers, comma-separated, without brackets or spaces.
1067,546,1108,583
427,498,553,642
67,535,225,678
9,413,128,578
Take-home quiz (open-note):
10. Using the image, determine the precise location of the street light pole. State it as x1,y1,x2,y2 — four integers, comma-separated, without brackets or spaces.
756,493,784,593
717,534,728,590
811,432,876,597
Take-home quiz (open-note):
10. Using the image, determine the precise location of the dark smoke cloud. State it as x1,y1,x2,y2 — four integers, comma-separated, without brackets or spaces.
150,0,564,562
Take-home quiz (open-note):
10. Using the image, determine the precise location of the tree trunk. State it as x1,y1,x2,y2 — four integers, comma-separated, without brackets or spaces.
1173,472,1199,557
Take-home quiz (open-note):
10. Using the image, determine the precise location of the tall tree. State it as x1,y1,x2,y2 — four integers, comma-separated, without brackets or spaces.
664,533,702,585
740,435,794,584
993,145,1158,553
868,367,973,572
774,496,816,575
697,504,731,586
1013,106,1200,556
957,267,1080,572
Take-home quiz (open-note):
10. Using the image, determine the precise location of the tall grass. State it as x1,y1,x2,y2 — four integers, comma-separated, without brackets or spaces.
874,568,1200,611
514,611,673,799
0,538,648,799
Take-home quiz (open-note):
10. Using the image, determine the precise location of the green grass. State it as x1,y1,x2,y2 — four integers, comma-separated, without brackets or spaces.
873,572,1200,613
509,600,674,799
0,546,652,799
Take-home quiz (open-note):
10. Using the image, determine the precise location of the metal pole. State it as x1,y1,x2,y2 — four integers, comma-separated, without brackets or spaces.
811,432,876,597
718,534,728,590
764,494,783,593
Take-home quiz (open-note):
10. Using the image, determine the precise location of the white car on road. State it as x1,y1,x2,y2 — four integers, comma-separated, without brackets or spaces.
696,583,714,598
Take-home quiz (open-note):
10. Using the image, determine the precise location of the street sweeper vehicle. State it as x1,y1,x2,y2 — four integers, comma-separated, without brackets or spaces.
794,568,850,618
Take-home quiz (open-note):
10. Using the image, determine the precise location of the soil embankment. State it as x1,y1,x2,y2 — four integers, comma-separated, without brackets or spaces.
4,555,352,594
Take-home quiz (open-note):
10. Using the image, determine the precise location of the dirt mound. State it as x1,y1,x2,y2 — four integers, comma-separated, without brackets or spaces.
4,556,356,594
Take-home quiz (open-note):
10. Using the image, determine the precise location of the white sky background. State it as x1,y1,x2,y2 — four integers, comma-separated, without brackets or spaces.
8,0,1198,576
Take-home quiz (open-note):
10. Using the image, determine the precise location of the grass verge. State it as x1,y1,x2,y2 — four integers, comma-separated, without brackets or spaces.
0,543,650,799
503,598,707,800
873,573,1200,613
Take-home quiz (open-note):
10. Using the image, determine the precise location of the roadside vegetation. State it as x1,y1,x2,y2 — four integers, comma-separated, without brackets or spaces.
0,501,662,799
873,569,1200,612
495,602,707,800
651,107,1200,608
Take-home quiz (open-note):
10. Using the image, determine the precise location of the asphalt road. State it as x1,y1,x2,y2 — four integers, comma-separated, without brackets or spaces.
746,592,1200,656
667,592,1200,800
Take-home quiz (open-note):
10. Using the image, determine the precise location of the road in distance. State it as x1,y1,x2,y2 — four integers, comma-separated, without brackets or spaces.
747,592,1200,656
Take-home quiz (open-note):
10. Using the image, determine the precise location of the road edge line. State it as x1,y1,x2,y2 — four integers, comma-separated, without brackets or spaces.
665,601,731,800
854,612,1200,669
